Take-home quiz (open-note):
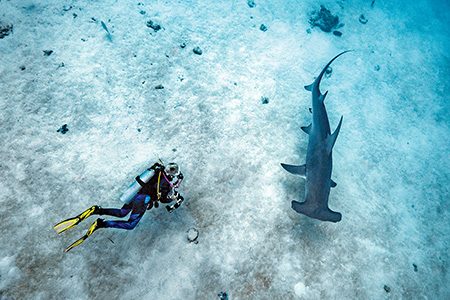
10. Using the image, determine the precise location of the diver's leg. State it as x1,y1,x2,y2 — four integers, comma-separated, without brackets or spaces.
97,203,132,218
102,213,144,230
101,195,149,230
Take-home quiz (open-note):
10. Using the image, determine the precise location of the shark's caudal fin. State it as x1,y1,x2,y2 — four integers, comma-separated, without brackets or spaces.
291,200,342,222
281,163,306,177
304,50,352,94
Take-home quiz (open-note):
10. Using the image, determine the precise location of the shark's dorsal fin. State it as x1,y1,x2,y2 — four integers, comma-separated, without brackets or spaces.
327,116,343,153
301,124,312,134
331,179,337,188
281,163,306,178
319,91,329,102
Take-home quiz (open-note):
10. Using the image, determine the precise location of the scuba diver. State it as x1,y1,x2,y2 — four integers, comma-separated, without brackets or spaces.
53,162,184,252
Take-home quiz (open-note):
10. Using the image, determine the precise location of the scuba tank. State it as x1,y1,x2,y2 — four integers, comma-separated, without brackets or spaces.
119,169,155,204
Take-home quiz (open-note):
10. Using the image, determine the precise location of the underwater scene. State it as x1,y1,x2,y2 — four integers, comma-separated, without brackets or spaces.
0,0,449,299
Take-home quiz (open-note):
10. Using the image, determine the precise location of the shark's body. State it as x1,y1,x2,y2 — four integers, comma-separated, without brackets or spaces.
281,51,350,223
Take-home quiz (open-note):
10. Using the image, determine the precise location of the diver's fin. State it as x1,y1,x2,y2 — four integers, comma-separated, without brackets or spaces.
327,116,343,154
53,205,99,234
331,179,337,188
64,236,87,253
64,219,102,253
53,218,80,235
281,163,306,177
301,124,312,134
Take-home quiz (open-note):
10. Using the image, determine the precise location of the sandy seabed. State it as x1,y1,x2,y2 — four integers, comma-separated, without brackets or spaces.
0,0,449,299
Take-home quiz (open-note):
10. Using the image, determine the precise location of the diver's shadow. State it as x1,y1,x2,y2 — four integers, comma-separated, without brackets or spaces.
106,206,193,251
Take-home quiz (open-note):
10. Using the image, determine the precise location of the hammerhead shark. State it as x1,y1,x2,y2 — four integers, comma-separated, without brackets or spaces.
281,51,350,223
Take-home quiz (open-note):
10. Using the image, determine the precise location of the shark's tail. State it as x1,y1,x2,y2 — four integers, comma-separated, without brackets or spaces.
304,50,353,93
291,201,342,223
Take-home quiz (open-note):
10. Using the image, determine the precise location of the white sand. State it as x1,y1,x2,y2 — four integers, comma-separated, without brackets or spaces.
0,0,448,299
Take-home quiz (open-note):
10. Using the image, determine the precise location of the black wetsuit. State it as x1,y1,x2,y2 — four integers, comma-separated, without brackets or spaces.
138,169,174,204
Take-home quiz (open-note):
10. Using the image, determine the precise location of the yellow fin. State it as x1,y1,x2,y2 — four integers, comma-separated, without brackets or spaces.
64,236,87,253
53,206,98,234
53,218,80,234
86,220,100,236
63,219,101,253
79,206,97,220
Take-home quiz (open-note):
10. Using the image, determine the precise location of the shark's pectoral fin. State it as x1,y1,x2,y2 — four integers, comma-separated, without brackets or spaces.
281,163,306,177
331,179,337,188
301,124,312,134
327,115,343,154
304,83,313,91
